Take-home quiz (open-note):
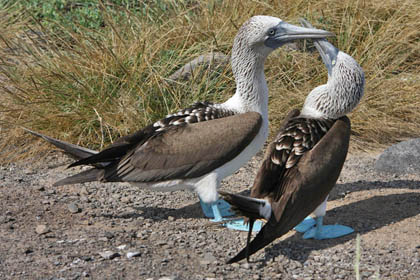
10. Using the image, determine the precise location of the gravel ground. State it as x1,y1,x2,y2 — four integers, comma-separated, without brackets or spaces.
0,150,419,279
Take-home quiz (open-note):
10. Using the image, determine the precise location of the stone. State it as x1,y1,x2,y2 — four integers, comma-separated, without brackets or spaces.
35,224,50,235
375,138,420,174
68,203,80,214
127,251,141,259
99,251,120,260
200,253,216,265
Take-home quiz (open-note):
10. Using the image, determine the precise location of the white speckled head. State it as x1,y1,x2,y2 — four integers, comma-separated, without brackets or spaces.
226,16,335,116
231,16,335,75
301,45,365,119
298,18,364,119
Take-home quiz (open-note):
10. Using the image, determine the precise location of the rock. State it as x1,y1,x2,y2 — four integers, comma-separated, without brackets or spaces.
24,248,33,254
99,251,120,260
81,256,92,262
158,277,178,280
127,251,141,259
68,203,80,214
200,253,216,265
35,224,50,235
375,138,420,174
104,232,115,240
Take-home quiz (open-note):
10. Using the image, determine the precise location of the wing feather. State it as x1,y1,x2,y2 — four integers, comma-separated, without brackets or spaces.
103,112,262,182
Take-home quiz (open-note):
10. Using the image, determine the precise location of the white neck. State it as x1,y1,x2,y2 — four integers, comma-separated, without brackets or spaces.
222,45,271,122
300,52,365,119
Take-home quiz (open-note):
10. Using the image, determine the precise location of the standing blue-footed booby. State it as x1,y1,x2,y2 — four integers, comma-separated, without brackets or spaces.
24,16,334,226
220,18,364,262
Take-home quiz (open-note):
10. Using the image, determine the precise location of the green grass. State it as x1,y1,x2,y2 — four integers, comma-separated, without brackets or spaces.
354,234,381,279
0,0,419,160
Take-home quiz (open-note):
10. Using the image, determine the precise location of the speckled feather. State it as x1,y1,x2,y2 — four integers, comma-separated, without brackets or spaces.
271,117,335,169
153,101,235,131
248,111,336,203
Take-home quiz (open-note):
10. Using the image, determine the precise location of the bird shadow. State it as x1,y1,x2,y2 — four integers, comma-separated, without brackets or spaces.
100,179,419,224
254,187,419,266
100,199,209,221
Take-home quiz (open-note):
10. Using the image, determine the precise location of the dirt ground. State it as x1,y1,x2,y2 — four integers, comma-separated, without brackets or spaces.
0,150,419,279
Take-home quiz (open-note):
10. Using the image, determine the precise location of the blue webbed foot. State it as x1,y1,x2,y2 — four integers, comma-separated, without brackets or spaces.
200,199,235,219
200,199,263,232
302,216,354,240
294,216,316,233
223,218,263,232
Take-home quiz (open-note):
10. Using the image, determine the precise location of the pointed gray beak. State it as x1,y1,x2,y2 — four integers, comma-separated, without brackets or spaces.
300,18,339,75
265,21,334,49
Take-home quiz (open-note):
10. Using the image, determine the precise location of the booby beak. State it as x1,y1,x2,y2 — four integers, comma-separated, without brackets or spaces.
299,18,339,76
265,21,334,49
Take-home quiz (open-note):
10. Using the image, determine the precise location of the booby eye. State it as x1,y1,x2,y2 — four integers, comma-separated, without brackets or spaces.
268,28,276,36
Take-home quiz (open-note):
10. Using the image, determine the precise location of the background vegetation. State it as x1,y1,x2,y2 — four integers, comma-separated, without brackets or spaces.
0,0,419,161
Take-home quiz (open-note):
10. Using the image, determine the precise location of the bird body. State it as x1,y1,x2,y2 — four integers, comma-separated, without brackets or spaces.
26,16,334,222
221,18,364,262
222,113,351,263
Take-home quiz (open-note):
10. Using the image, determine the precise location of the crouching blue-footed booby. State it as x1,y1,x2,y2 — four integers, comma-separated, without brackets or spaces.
24,16,334,227
220,18,364,262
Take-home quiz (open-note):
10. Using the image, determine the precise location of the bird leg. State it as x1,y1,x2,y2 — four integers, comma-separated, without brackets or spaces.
246,218,255,262
199,198,263,232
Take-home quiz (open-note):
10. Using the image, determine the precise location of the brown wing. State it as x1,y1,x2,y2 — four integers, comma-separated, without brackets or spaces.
102,112,262,182
68,102,234,167
270,116,350,223
226,117,351,264
251,110,335,204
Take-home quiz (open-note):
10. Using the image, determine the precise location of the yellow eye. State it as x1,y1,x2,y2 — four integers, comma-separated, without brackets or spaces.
268,29,275,36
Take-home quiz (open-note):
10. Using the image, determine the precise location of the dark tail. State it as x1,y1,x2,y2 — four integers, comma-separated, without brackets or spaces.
23,128,98,160
53,168,103,186
219,191,269,220
227,224,276,264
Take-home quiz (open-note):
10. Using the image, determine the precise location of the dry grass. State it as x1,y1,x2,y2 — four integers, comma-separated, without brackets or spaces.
0,0,419,161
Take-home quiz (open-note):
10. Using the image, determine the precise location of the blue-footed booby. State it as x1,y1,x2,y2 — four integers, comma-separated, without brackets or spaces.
25,16,334,226
220,18,364,262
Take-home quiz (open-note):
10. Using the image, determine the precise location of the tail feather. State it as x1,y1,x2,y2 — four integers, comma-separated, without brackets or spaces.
24,128,98,160
219,191,271,220
54,168,103,186
227,225,275,264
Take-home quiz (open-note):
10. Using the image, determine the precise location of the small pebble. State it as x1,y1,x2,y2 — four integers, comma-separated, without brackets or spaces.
99,251,120,260
117,244,127,250
24,248,33,254
241,263,251,269
127,251,141,259
68,203,80,214
35,224,49,235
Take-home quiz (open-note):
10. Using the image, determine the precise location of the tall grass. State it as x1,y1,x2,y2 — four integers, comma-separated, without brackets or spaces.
0,0,419,160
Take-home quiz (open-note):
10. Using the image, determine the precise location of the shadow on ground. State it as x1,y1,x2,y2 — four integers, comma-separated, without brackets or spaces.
259,189,420,265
